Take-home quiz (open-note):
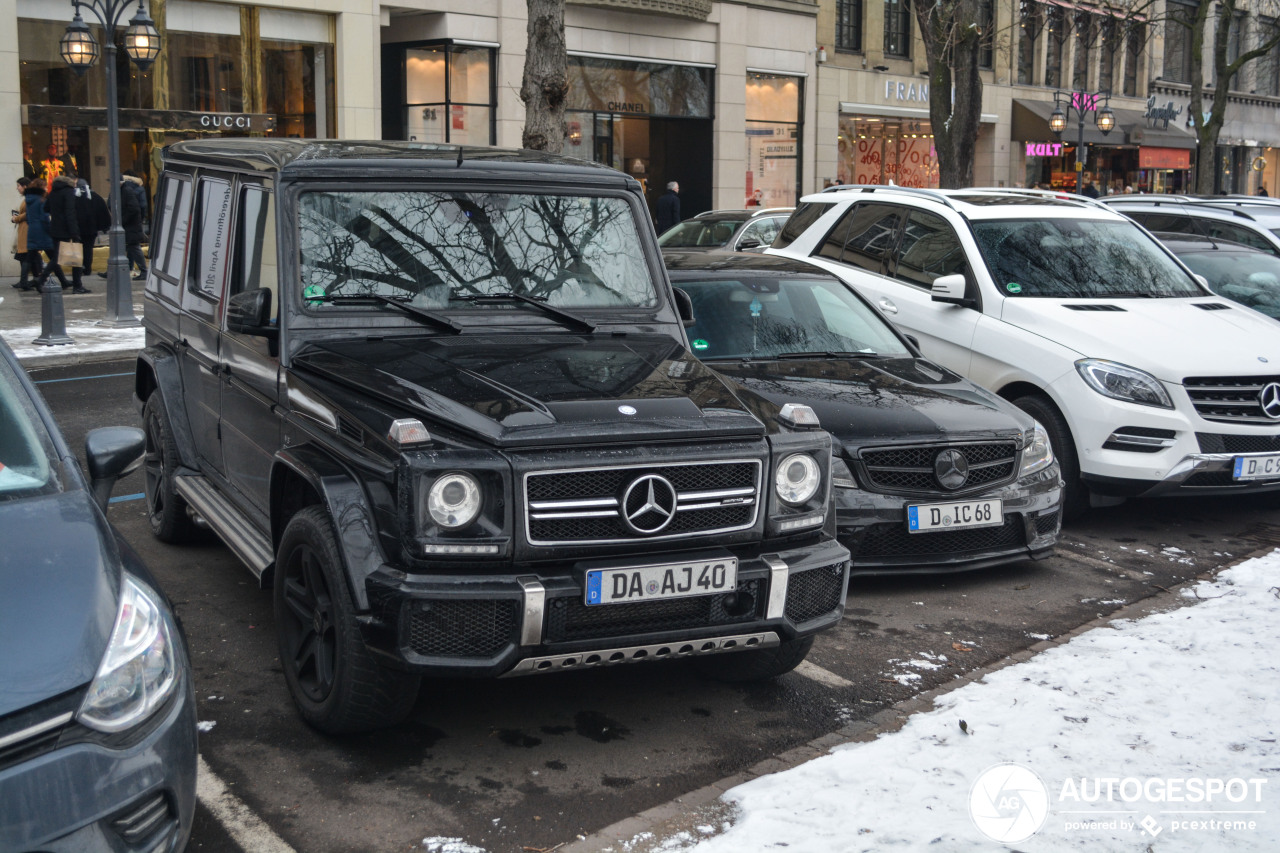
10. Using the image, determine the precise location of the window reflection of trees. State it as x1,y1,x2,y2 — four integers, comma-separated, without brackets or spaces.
298,191,656,308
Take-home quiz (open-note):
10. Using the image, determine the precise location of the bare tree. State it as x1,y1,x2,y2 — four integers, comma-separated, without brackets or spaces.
914,0,986,187
521,0,569,153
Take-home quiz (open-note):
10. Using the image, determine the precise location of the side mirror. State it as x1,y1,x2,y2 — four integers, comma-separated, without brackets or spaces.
903,334,921,351
671,287,696,327
85,427,145,512
1194,273,1210,289
226,288,275,336
931,273,974,307
736,238,762,250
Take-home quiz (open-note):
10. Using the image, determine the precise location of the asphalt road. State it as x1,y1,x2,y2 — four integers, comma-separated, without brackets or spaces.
29,357,1280,853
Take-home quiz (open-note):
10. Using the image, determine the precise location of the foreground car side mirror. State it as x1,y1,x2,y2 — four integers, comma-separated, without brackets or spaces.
85,427,145,512
736,238,762,250
931,273,975,307
227,288,277,337
672,287,697,327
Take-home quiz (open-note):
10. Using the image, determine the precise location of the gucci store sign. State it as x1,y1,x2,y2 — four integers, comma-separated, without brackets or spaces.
24,105,277,133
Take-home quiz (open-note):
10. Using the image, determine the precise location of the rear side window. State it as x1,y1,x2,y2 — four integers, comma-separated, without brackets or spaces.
816,203,904,274
892,210,968,287
1130,212,1197,235
1199,221,1278,254
231,185,279,318
151,175,192,281
188,177,233,298
773,201,833,249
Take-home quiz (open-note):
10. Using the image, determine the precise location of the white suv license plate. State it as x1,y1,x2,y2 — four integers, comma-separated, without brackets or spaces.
585,558,738,606
1233,454,1280,481
907,499,1003,533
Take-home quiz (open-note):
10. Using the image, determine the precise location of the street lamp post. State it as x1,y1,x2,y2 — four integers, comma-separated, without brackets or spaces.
60,0,160,328
1049,90,1115,195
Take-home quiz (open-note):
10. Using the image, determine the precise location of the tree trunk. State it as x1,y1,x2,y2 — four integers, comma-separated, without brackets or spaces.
915,0,985,188
521,0,569,153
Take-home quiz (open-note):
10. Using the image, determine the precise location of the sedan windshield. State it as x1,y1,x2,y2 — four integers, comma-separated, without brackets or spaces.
657,218,743,248
1177,249,1280,319
678,276,911,360
298,191,657,310
971,218,1204,298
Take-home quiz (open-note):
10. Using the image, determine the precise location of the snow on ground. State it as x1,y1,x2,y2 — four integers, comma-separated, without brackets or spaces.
671,551,1280,852
0,322,143,362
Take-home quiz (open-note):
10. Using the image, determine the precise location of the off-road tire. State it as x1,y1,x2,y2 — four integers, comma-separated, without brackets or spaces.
142,393,199,543
693,635,815,682
274,506,420,734
1012,393,1087,521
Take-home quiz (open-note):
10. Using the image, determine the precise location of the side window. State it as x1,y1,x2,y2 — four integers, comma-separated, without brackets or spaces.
737,217,780,248
774,201,834,249
834,203,905,274
152,175,192,282
230,185,278,318
1131,212,1196,235
187,177,233,298
1201,221,1276,253
892,210,968,287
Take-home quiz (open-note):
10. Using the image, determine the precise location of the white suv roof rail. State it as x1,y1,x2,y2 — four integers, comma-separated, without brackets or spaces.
817,183,959,210
962,186,1113,212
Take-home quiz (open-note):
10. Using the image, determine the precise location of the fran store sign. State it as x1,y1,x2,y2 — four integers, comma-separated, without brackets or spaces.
884,80,929,103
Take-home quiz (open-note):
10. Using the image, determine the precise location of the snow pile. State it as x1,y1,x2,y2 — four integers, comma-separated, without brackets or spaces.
674,551,1280,852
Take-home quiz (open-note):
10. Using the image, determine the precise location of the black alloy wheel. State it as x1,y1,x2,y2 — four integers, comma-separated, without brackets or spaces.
142,393,198,543
278,537,338,703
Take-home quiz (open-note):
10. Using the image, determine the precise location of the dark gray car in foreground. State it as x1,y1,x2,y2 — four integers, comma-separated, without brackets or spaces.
666,252,1063,574
0,340,197,852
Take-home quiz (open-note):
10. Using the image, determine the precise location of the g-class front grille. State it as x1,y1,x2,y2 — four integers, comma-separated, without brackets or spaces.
544,578,764,642
1184,375,1280,424
784,563,846,624
857,441,1018,495
525,461,761,545
405,600,518,658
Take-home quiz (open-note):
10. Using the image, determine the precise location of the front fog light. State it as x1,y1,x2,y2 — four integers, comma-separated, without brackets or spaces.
776,453,821,505
1020,423,1055,476
78,576,178,733
428,472,482,528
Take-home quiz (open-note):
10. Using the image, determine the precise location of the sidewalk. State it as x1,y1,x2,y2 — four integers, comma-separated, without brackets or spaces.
0,274,145,368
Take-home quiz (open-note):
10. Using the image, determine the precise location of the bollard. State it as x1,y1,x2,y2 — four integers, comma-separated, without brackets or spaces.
33,272,74,346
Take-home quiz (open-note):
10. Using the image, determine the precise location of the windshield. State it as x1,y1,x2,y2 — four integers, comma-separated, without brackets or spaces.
1178,250,1280,319
0,358,57,500
298,191,657,310
658,218,742,248
679,276,911,359
971,218,1204,298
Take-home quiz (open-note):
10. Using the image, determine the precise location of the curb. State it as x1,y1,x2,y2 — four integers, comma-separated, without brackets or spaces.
18,345,141,371
559,542,1279,853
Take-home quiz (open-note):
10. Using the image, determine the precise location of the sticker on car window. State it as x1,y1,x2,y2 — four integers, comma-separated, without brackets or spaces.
692,339,709,351
303,284,326,306
749,297,763,317
1006,282,1022,294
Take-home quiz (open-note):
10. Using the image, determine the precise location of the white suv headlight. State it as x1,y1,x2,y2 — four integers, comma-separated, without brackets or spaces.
1020,423,1055,476
1075,359,1174,409
78,575,179,733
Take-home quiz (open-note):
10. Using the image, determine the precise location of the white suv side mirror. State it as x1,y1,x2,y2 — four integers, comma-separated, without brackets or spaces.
931,273,971,306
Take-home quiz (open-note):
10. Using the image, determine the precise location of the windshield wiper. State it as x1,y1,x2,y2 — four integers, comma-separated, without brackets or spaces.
453,292,596,332
322,294,463,334
773,351,887,360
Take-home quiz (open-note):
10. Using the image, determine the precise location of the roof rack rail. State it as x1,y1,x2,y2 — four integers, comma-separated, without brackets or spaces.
962,186,1113,211
817,183,958,210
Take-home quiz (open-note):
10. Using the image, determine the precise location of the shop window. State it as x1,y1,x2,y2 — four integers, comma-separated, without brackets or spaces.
891,210,966,288
566,57,713,117
838,117,938,188
745,73,802,208
837,0,863,52
264,41,335,138
1017,1,1042,85
1124,23,1143,96
1163,3,1196,83
1045,6,1066,88
397,44,495,146
884,0,912,58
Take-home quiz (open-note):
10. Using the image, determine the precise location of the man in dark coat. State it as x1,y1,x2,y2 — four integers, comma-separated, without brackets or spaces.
655,181,681,234
37,174,85,292
120,173,148,280
74,178,110,286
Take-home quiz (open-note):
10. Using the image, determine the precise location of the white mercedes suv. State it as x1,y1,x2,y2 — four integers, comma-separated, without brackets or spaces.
769,186,1280,517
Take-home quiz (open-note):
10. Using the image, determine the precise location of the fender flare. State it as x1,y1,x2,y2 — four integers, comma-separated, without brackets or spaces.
271,447,385,611
135,345,199,471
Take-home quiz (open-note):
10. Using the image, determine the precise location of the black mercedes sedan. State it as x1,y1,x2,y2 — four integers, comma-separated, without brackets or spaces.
666,252,1064,574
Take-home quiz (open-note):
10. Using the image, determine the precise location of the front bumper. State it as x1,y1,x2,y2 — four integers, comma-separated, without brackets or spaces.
1085,451,1280,497
836,465,1062,576
362,537,850,678
0,676,197,853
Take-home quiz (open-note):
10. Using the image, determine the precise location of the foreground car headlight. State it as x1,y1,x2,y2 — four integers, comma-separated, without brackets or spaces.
1075,359,1173,409
427,472,482,528
78,576,178,733
1020,423,1055,476
776,453,821,505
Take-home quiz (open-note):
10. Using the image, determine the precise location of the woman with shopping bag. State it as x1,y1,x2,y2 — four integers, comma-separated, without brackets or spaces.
16,178,63,291
36,174,84,293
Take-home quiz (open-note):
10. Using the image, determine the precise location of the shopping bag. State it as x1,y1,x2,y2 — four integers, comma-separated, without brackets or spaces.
58,241,83,268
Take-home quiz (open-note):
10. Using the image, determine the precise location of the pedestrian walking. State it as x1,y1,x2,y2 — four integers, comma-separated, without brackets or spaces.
120,172,148,280
656,181,681,234
74,177,109,283
17,178,61,291
10,177,32,289
36,174,82,292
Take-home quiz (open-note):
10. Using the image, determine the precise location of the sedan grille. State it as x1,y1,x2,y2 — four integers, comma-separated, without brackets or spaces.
855,515,1026,559
857,441,1018,496
525,461,761,545
1184,375,1280,425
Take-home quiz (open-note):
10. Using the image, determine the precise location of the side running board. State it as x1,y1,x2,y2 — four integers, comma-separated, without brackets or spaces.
174,475,274,583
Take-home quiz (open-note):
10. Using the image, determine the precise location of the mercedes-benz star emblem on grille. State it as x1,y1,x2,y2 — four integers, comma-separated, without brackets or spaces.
621,474,678,534
934,449,970,490
618,405,638,416
1260,383,1280,420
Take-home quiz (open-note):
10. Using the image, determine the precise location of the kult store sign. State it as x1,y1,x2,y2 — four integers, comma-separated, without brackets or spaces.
1026,142,1066,157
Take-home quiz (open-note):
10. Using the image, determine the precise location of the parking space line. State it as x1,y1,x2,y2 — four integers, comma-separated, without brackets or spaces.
794,660,855,689
32,371,133,384
197,755,297,853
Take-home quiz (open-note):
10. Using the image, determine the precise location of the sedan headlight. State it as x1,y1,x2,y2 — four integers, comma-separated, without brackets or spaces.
1075,359,1173,409
427,472,482,529
1020,423,1055,476
775,453,821,505
78,576,179,733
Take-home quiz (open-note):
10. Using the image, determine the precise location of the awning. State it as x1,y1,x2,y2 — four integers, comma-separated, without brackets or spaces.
1012,99,1197,149
840,101,999,123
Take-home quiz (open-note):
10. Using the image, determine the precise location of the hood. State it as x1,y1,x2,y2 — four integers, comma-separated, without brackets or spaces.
51,175,76,190
292,334,766,448
708,356,1030,451
0,490,119,717
123,175,144,187
999,297,1280,381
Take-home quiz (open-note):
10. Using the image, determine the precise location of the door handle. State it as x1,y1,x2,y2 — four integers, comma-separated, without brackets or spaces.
878,298,898,315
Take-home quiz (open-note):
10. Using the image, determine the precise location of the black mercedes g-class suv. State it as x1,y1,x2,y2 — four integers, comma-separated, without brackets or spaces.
135,140,850,733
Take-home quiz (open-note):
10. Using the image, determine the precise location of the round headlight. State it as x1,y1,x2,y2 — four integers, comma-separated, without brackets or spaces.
427,473,482,528
775,453,820,505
